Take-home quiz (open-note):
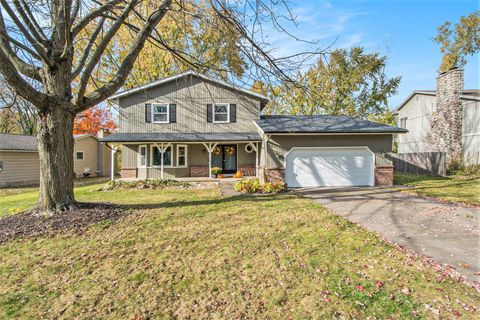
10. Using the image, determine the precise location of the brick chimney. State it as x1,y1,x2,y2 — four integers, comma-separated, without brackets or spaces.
427,68,464,162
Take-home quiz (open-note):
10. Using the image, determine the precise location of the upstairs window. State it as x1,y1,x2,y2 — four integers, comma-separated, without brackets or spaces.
213,104,229,123
399,117,407,128
152,104,169,123
151,146,172,166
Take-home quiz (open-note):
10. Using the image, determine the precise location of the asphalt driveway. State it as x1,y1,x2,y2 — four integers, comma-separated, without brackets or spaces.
297,187,480,282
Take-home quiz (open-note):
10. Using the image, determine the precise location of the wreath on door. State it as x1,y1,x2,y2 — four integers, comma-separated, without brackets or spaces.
226,146,235,155
213,146,221,155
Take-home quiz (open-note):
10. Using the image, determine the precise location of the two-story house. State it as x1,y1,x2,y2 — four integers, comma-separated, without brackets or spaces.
103,71,407,187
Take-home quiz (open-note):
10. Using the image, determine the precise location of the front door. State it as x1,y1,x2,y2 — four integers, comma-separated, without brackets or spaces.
212,145,237,174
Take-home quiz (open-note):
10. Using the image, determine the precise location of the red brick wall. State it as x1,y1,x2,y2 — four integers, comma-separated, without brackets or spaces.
238,165,256,177
375,166,394,186
190,166,209,177
120,168,137,179
264,167,285,184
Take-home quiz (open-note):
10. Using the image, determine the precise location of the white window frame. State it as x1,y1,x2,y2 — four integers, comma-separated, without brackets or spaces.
138,145,147,168
152,103,169,124
76,151,84,161
176,144,188,167
150,145,172,167
212,103,230,123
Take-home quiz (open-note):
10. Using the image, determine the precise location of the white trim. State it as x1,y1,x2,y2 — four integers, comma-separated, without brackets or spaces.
137,145,147,168
74,134,99,141
108,70,269,102
212,103,230,123
151,103,170,123
0,149,38,153
116,140,261,145
150,144,173,167
76,150,85,161
263,132,405,136
284,146,375,187
176,144,188,167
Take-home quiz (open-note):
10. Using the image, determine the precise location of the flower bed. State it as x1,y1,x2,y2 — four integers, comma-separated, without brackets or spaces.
97,179,190,191
234,178,286,194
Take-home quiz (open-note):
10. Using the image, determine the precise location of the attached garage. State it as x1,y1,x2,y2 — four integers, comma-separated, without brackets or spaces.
285,147,374,187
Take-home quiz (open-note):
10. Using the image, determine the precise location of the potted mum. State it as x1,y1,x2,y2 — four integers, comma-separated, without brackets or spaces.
211,167,222,178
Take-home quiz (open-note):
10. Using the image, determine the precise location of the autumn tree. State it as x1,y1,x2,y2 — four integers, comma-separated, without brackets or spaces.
433,10,480,72
0,0,319,212
73,105,117,135
263,47,400,124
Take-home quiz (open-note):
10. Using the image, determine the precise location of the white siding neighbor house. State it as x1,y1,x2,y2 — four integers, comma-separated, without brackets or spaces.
395,69,480,164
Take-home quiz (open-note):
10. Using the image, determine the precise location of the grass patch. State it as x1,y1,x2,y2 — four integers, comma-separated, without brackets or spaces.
395,173,480,206
0,187,478,318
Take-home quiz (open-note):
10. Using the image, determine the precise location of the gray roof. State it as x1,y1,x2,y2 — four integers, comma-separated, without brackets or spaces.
0,133,37,151
102,132,262,143
395,89,480,113
255,115,407,134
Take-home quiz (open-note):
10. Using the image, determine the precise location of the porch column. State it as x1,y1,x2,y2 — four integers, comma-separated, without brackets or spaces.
255,142,259,178
110,146,118,181
202,142,218,178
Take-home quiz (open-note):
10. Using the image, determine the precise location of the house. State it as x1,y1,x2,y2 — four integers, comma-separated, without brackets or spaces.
395,68,480,164
103,71,407,187
0,132,112,187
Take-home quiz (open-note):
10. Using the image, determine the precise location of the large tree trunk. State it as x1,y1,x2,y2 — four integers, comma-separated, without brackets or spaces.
36,104,77,212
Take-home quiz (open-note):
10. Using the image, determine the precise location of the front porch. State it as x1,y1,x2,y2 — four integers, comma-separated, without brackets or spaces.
110,139,261,180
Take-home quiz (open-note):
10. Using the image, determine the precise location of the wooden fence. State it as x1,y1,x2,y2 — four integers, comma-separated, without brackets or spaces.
386,152,446,176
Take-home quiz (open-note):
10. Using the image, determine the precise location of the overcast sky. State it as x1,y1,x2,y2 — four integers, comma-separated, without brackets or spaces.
268,0,479,109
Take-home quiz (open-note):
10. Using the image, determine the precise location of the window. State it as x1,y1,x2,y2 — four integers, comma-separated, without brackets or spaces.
177,145,187,167
76,151,84,160
152,103,169,123
151,145,172,166
399,117,407,128
213,104,229,123
138,145,147,167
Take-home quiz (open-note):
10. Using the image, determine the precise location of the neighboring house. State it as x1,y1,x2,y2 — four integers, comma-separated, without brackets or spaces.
103,71,406,187
0,132,112,187
395,68,480,164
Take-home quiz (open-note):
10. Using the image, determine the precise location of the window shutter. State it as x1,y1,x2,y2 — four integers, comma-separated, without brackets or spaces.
169,104,176,123
145,103,151,123
230,104,236,123
207,104,213,123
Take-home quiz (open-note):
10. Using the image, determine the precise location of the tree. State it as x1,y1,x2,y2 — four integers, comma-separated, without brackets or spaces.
263,47,400,124
73,105,117,135
433,10,480,72
0,0,319,212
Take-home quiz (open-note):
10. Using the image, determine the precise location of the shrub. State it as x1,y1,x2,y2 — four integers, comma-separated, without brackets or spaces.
234,179,286,194
447,160,480,176
98,179,189,191
211,167,222,175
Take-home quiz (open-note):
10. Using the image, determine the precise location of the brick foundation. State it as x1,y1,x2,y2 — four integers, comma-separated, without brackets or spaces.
375,166,394,186
120,168,137,179
264,167,285,184
238,165,256,177
189,166,209,177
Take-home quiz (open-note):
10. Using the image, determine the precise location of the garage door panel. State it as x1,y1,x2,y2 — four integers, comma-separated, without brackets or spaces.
285,147,374,187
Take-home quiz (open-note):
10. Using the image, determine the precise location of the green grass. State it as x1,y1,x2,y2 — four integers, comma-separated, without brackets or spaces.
395,173,480,206
0,185,478,318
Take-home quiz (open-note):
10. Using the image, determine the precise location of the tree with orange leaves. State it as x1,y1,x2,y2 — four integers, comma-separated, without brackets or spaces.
73,105,117,136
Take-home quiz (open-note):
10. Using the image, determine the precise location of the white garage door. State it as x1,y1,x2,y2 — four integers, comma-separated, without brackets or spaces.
285,147,374,187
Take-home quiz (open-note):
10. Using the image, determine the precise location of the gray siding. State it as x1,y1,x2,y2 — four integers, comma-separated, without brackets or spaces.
397,94,436,153
265,134,393,167
462,100,480,164
118,76,261,133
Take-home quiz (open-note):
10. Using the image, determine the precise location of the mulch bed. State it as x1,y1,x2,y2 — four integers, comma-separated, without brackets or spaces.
0,203,126,244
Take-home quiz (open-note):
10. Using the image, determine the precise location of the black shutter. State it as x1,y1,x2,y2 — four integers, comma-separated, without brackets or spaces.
145,103,151,123
230,104,236,123
207,104,213,123
169,104,176,123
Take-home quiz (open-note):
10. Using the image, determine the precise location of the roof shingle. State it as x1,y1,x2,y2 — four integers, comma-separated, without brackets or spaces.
101,132,262,143
0,133,37,151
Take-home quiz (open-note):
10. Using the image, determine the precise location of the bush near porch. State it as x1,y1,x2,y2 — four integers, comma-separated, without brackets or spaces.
0,185,478,318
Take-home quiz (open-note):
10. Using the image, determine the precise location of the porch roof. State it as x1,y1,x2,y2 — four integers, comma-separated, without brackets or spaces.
101,132,262,143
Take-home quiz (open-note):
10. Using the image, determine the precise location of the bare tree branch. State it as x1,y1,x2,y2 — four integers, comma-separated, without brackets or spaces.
78,0,172,109
0,0,51,63
71,0,125,36
14,0,48,42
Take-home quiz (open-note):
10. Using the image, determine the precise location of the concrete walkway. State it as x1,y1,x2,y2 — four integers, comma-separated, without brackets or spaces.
297,187,480,282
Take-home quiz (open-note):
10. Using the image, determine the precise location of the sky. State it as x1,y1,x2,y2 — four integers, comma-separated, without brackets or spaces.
266,0,479,109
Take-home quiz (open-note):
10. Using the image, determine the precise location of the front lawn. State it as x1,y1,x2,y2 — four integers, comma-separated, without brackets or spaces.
0,185,478,318
394,173,480,206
